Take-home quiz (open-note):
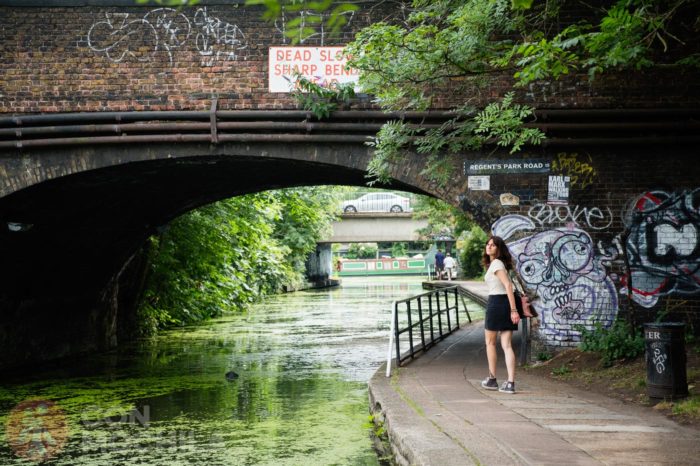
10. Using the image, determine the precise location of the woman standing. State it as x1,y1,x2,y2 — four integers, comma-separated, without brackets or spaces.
481,236,519,394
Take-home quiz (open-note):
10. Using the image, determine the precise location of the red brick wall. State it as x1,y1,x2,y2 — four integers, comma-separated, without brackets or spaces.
0,4,372,112
1,3,698,114
459,148,700,348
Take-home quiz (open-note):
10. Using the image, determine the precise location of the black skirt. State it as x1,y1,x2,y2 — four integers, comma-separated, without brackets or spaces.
485,294,518,331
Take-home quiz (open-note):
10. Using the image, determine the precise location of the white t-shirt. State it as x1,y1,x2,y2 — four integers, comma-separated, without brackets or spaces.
485,259,507,295
444,256,456,268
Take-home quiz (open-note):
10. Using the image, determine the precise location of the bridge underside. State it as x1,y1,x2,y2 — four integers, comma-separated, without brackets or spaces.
324,214,430,243
0,152,427,368
3,109,700,368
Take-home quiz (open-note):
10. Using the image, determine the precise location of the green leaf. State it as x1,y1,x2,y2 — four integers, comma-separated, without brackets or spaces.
511,0,534,11
306,0,333,13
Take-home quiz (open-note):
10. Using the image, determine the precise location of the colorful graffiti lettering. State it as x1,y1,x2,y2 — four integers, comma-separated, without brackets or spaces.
493,215,618,346
623,189,700,308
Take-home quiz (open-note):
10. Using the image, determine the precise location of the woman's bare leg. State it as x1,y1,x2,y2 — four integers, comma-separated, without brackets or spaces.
485,330,498,377
500,330,516,382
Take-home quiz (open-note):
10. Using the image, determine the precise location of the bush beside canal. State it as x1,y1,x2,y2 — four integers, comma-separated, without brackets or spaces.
136,187,340,335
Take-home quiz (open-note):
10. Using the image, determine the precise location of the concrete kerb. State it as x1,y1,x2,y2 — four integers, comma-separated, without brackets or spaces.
369,325,531,466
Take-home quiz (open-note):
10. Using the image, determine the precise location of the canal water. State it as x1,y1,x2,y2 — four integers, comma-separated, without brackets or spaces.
0,277,482,465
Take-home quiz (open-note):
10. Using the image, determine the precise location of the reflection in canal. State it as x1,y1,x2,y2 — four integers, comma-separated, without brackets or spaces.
0,277,481,465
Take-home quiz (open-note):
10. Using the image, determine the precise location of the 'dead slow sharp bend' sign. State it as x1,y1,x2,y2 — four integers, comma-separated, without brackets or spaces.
268,46,359,93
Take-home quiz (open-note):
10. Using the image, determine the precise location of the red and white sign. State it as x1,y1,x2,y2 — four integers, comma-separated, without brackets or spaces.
268,46,359,93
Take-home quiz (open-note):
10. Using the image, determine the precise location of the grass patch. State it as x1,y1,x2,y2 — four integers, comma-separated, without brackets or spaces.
672,395,700,418
525,340,700,429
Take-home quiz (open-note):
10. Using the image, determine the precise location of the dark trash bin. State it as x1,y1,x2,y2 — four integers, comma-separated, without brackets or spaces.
643,322,688,399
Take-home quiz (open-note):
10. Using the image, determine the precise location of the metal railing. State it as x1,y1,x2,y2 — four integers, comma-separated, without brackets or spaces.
385,285,471,376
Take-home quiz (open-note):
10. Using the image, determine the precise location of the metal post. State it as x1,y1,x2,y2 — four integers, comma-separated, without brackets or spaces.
453,288,460,328
417,296,426,351
386,301,397,377
407,301,415,359
519,317,529,366
395,302,402,366
460,295,472,323
436,290,443,337
444,289,452,331
428,294,435,344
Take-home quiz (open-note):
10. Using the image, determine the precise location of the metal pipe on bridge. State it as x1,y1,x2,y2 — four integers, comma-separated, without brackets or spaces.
2,107,699,126
6,119,698,139
0,133,376,149
1,108,699,149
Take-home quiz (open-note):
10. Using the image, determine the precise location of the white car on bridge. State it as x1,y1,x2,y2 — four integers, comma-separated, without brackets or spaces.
342,193,412,213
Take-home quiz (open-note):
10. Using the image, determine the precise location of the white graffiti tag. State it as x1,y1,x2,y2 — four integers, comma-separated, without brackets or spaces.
194,8,248,66
144,9,192,63
653,348,667,374
87,8,247,67
528,203,614,230
88,13,159,63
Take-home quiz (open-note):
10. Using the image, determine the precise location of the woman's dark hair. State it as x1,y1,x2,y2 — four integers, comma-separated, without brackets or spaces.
482,235,513,270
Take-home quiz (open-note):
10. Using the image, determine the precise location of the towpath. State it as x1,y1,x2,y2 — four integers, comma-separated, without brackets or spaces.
368,281,699,465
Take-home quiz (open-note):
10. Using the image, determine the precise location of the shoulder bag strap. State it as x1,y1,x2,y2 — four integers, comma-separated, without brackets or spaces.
511,268,538,301
509,269,524,294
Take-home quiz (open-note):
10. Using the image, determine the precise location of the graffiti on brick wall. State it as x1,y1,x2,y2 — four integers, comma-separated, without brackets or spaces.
274,9,356,45
193,7,247,66
623,189,700,308
551,153,597,190
87,8,247,67
493,215,618,346
528,203,613,230
88,9,190,64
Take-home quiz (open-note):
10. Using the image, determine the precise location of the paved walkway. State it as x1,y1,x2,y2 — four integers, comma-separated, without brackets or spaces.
368,282,699,465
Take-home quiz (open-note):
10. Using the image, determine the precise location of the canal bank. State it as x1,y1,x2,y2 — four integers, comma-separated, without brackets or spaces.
282,277,341,292
369,282,699,465
1,276,429,465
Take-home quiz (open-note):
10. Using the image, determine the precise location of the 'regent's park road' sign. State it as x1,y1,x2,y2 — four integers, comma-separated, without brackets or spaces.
464,159,551,175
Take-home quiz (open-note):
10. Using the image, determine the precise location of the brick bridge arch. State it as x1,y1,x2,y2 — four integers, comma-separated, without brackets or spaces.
3,110,700,368
0,110,465,369
1,0,700,367
0,111,451,300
